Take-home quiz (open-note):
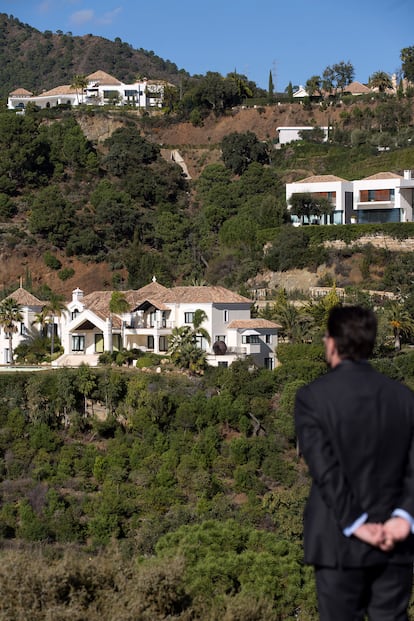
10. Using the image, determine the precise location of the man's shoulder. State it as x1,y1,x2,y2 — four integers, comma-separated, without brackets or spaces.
299,361,414,400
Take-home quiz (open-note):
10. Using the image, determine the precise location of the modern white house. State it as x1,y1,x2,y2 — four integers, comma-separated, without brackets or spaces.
352,171,414,224
286,175,354,225
0,280,281,369
276,126,330,145
286,170,414,225
7,70,173,111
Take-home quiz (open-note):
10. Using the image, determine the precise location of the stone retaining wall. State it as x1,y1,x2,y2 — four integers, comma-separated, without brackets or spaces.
324,235,414,252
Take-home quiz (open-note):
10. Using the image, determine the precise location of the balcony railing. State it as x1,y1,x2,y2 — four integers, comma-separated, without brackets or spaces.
125,319,175,330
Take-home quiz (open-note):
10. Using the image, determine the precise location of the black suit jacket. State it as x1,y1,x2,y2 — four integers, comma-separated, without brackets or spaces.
295,360,414,568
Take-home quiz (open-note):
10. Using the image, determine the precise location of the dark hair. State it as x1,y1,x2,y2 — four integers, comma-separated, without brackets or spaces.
327,305,377,361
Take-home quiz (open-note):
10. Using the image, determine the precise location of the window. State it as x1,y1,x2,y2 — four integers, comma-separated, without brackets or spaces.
49,324,58,338
72,335,85,351
184,312,195,324
147,335,154,349
215,335,226,342
368,190,375,202
265,334,271,344
113,335,121,352
95,334,104,353
224,310,229,323
264,358,274,370
357,209,400,224
159,335,168,351
218,361,228,368
20,323,27,335
195,335,208,350
71,309,79,320
242,335,260,344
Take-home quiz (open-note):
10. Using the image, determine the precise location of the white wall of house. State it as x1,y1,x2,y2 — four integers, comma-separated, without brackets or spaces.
8,77,167,111
277,126,330,145
286,171,414,225
286,178,353,225
211,304,251,350
0,304,43,364
352,171,414,223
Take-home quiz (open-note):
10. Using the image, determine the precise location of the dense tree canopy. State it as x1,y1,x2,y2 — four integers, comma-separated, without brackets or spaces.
221,131,270,175
401,46,414,83
322,61,355,95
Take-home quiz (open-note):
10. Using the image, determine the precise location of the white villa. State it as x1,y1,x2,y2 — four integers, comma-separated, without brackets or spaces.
286,170,414,225
0,287,46,364
276,126,330,145
0,280,280,370
7,70,173,111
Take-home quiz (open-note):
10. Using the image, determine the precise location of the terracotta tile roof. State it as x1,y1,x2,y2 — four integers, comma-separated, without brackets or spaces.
40,85,77,96
343,81,371,94
297,174,348,183
80,283,171,316
87,70,121,85
4,287,45,307
79,282,251,317
128,281,169,302
166,286,251,304
362,172,402,180
9,88,33,96
81,290,113,313
228,319,282,329
132,298,170,311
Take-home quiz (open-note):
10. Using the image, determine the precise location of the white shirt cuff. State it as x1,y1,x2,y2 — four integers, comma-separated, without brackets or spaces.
392,508,414,533
343,512,368,537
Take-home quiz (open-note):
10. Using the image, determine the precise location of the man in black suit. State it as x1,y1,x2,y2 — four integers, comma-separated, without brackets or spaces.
295,305,414,620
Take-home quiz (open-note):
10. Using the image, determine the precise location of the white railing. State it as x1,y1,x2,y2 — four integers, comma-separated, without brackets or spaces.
125,320,175,330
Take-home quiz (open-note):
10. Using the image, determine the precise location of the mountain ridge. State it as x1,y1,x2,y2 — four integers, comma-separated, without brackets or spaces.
0,13,188,99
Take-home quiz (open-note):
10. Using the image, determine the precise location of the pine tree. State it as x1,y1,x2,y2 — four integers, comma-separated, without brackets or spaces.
268,70,274,103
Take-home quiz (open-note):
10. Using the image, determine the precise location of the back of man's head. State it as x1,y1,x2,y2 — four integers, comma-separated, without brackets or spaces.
327,305,377,361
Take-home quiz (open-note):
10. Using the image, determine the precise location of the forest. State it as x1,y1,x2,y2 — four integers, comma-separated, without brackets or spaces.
1,98,414,299
1,324,414,620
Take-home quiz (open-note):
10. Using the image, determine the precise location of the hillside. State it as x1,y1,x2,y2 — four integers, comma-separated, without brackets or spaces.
1,100,414,300
0,13,188,99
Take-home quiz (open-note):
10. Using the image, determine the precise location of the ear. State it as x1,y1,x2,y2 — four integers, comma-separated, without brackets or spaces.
325,336,341,367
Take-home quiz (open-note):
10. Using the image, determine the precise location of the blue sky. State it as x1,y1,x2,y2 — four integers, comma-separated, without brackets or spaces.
2,0,413,90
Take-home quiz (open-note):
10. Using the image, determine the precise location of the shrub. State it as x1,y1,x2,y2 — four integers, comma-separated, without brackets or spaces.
43,251,62,270
58,267,75,281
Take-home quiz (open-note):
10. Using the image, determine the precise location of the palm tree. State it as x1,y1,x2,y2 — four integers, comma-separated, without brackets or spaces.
384,301,414,351
192,309,211,348
109,291,130,352
168,309,211,374
272,301,314,344
32,306,49,337
43,294,66,358
0,297,23,364
71,74,88,104
368,71,393,93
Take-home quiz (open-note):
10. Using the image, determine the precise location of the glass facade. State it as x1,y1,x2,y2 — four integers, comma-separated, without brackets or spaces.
357,209,400,224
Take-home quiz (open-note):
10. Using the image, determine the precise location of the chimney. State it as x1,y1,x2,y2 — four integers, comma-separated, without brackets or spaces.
403,170,412,180
72,287,84,302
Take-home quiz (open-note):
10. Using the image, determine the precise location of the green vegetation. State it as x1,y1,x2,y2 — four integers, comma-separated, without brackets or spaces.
0,325,414,618
0,362,311,618
0,13,187,99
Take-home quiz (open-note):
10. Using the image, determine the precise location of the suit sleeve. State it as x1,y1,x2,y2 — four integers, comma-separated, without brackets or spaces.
295,384,365,530
393,393,414,519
